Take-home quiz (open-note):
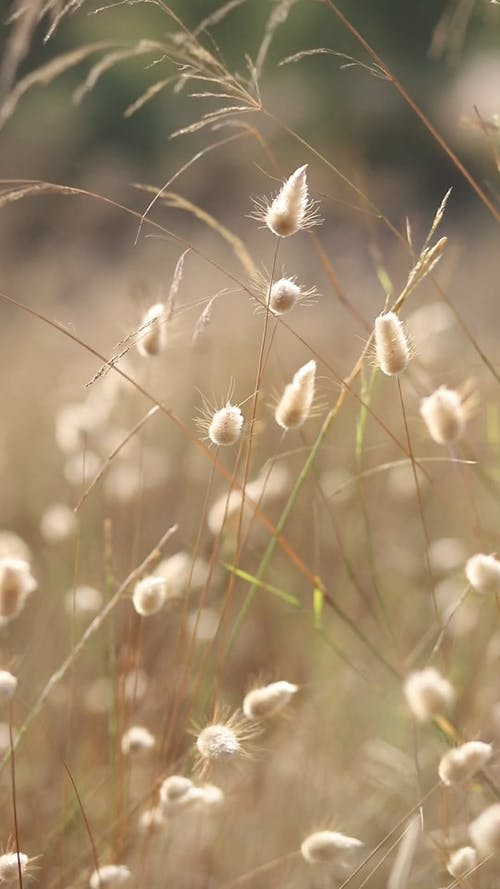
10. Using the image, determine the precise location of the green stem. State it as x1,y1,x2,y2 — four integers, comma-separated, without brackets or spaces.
226,390,400,678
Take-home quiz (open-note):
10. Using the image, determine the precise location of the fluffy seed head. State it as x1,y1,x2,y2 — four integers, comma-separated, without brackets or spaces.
123,668,148,702
160,774,194,802
447,846,477,878
243,680,298,720
0,852,29,883
469,803,500,857
197,724,241,761
0,723,11,753
132,576,168,616
0,531,31,563
208,404,243,446
465,553,500,595
374,311,410,376
198,783,224,808
40,503,77,544
155,551,209,599
253,272,316,317
137,303,167,357
263,165,318,237
89,864,132,888
301,830,363,865
269,277,301,314
403,667,455,722
64,585,103,616
428,537,467,574
275,359,316,430
420,386,466,445
120,726,155,757
0,557,36,626
439,741,493,785
159,775,203,815
0,671,17,704
139,806,166,833
185,607,219,644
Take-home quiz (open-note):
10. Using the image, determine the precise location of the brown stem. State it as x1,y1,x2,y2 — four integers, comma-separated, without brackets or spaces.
322,0,500,222
8,701,23,889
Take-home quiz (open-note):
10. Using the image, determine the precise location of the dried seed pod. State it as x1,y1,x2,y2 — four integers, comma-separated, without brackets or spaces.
428,537,466,574
465,553,500,595
258,165,319,237
0,531,31,563
137,303,167,357
275,359,316,430
120,726,155,757
195,710,256,768
269,277,301,316
139,806,166,833
154,551,209,598
198,783,224,808
253,271,316,316
132,576,168,616
374,311,410,376
160,775,193,802
438,741,492,785
159,775,203,816
0,557,36,626
64,585,103,616
89,864,131,888
0,853,29,883
243,680,298,720
40,503,77,544
403,667,455,722
420,386,466,445
447,846,477,879
197,724,241,761
0,671,17,704
208,404,243,446
469,803,500,857
301,830,363,865
123,668,148,702
270,277,301,314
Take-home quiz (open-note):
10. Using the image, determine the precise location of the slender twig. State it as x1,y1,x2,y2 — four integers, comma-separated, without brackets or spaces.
8,702,24,889
322,0,500,222
62,761,101,881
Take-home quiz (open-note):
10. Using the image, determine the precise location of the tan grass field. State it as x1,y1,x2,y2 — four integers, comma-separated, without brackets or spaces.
0,2,499,887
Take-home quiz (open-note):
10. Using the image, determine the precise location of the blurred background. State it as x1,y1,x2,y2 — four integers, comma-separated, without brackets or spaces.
0,4,499,885
1,0,499,211
0,0,498,527
0,0,498,654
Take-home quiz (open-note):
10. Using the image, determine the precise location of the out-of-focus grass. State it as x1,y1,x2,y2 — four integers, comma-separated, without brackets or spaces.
0,3,499,888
